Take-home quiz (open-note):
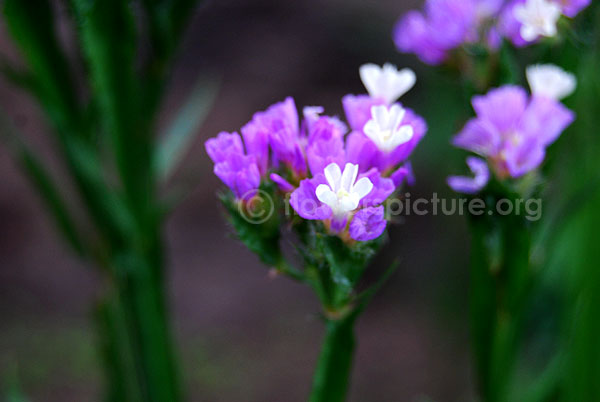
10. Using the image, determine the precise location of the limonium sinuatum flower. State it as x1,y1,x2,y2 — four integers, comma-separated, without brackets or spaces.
448,64,576,193
205,63,426,241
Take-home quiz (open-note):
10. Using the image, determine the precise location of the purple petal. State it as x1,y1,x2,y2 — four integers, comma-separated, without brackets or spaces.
214,153,261,199
342,95,385,132
359,168,396,207
447,157,490,194
241,119,270,175
472,86,528,134
345,130,378,173
349,206,387,241
205,131,244,164
289,174,332,220
452,118,501,156
306,118,346,176
393,10,449,65
560,0,591,18
498,0,530,47
503,138,546,178
390,162,415,188
270,173,295,192
520,96,575,146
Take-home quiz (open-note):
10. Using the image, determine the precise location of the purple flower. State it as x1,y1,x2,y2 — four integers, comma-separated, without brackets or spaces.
447,157,490,194
290,163,393,239
342,95,385,132
205,131,244,164
393,0,478,64
450,84,574,189
345,102,427,173
256,97,306,176
241,118,270,175
306,117,346,176
289,173,333,220
213,153,261,200
349,206,387,241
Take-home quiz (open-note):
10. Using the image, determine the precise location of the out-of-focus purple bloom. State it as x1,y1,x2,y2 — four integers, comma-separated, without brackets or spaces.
447,157,490,194
498,0,530,47
213,153,261,200
349,206,387,241
450,84,574,189
393,0,479,65
306,117,346,176
558,0,591,17
205,131,244,164
270,173,295,192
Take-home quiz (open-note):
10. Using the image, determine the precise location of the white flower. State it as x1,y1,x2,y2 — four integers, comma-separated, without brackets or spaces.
514,0,562,41
316,163,373,217
359,63,416,105
526,64,576,100
363,104,414,153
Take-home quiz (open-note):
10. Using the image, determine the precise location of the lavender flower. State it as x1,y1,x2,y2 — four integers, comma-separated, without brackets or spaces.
448,65,576,192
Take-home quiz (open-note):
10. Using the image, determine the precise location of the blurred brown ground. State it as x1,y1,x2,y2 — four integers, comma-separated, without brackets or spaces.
0,0,474,400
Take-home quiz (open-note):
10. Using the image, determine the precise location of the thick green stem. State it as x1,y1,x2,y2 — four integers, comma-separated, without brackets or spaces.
469,207,532,402
309,315,356,402
97,254,182,402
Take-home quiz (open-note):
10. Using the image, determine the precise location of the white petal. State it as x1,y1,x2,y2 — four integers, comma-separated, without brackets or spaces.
340,194,360,213
315,185,337,207
390,105,407,131
340,163,359,192
386,68,416,103
323,163,342,191
352,177,374,199
526,64,577,100
371,105,389,127
520,25,538,41
390,125,414,149
363,119,379,140
359,64,382,99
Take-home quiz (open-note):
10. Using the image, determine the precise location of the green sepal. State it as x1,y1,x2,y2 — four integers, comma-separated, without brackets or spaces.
220,183,282,267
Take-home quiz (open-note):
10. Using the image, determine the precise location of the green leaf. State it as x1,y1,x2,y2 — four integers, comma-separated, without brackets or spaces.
155,75,219,181
0,111,87,257
220,185,282,267
72,0,151,215
3,0,82,133
317,234,384,307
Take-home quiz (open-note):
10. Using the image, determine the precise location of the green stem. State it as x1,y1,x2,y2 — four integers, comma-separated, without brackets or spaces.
469,207,532,402
97,253,182,402
309,315,356,402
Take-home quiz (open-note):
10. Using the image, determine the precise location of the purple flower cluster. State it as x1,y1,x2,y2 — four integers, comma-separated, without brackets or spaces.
206,64,427,241
448,64,576,193
394,0,591,64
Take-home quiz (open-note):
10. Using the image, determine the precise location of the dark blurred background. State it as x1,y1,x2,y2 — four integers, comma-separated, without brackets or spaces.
0,0,474,400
